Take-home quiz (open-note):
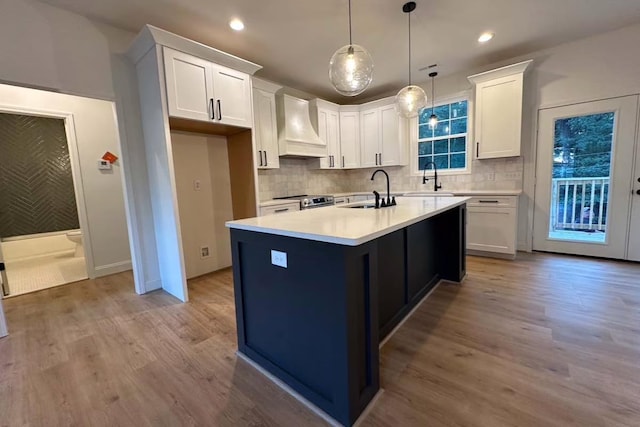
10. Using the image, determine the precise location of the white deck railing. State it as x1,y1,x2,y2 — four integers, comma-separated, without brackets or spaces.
551,177,609,231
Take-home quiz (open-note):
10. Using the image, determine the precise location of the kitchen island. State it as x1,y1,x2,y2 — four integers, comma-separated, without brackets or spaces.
226,196,468,426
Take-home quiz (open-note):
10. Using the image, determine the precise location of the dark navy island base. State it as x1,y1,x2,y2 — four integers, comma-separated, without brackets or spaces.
230,205,466,426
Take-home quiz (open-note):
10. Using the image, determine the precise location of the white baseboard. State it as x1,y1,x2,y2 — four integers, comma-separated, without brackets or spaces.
143,279,162,293
93,260,132,277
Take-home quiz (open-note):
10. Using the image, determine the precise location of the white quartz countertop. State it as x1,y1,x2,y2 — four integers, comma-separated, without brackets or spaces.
229,196,470,246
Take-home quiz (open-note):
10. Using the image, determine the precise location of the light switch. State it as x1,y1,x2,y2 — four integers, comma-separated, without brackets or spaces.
271,250,287,268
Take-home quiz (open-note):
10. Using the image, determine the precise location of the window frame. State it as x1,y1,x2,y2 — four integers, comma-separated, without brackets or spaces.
411,91,473,176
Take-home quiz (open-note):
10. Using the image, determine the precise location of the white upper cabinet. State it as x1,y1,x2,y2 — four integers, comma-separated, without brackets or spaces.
163,47,252,128
252,79,281,169
468,60,532,159
310,100,341,169
379,104,403,166
360,107,380,168
359,101,405,168
211,64,252,127
339,110,361,168
164,47,214,122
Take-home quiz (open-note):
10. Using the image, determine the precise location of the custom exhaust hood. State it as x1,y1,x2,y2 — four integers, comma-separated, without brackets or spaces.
276,94,327,158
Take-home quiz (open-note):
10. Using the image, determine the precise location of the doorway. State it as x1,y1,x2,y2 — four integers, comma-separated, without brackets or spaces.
0,112,88,297
533,96,640,260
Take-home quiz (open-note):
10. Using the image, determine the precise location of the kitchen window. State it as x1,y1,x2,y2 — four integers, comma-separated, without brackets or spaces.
417,99,469,172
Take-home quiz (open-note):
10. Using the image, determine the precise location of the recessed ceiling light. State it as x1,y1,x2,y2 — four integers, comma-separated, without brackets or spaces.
229,18,245,31
478,32,494,43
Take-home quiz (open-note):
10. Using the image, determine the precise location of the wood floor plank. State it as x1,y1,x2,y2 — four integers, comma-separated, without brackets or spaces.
1,252,639,426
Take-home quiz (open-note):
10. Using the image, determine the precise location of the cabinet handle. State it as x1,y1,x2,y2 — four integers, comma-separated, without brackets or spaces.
335,200,345,204
478,200,500,204
274,208,289,213
210,98,215,120
329,155,333,168
217,100,222,120
258,150,263,167
342,156,345,168
636,189,640,195
379,153,382,165
476,142,479,158
264,151,268,166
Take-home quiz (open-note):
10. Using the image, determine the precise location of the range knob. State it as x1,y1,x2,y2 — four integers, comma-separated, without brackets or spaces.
302,199,310,207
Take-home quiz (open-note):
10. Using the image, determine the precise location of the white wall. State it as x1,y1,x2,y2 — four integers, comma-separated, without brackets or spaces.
172,131,234,278
0,0,160,290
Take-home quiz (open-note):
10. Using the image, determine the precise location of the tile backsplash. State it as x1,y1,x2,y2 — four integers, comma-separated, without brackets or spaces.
258,156,523,200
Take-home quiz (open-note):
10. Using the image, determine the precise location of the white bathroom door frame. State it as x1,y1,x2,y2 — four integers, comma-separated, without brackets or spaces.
0,105,96,278
0,297,7,337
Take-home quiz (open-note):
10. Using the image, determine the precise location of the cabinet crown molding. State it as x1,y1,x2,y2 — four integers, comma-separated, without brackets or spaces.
467,60,533,84
252,77,282,93
127,25,262,75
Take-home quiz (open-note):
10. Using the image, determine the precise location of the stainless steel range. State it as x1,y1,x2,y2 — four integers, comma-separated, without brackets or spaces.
273,194,335,209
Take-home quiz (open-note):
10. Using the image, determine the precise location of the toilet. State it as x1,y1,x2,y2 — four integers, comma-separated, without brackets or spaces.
66,230,84,257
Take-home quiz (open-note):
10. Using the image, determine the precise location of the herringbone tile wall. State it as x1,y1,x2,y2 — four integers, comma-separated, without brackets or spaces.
0,113,80,238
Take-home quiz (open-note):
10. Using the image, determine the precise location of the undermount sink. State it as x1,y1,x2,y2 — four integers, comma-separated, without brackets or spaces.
402,191,454,197
339,203,377,209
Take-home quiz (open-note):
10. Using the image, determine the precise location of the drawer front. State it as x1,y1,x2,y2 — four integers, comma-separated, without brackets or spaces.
259,202,300,216
334,197,349,205
467,196,518,208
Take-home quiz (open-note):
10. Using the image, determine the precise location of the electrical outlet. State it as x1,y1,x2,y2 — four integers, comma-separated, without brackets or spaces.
194,179,201,191
271,250,287,268
200,246,210,259
487,172,496,181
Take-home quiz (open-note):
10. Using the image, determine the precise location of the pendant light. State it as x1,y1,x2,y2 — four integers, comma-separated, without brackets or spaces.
329,0,374,96
428,71,438,128
395,1,427,118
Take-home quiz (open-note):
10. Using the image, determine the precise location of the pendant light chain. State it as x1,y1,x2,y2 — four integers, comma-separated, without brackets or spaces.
348,0,353,46
408,10,412,85
431,75,435,113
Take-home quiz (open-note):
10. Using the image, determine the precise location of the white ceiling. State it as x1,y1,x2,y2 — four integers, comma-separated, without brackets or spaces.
40,0,640,103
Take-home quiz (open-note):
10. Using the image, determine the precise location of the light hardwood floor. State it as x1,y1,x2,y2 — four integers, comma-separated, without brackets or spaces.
1,253,639,426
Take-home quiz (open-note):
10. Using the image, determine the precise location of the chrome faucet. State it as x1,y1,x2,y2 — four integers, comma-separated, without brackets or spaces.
371,169,396,208
422,161,442,192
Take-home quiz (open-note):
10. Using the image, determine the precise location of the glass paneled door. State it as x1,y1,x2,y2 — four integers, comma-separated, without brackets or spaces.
533,96,639,259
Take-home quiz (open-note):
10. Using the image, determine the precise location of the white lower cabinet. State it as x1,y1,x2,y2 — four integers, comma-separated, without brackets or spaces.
466,196,518,257
334,196,351,205
259,202,300,216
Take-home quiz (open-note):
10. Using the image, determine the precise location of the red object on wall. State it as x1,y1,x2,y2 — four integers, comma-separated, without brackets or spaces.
102,152,118,164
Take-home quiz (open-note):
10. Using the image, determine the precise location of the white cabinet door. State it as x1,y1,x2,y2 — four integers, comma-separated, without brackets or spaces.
379,104,403,166
253,87,280,169
211,64,252,128
315,108,341,169
360,108,380,168
474,74,523,159
467,206,517,255
339,111,360,168
163,47,214,122
326,110,341,169
315,109,331,169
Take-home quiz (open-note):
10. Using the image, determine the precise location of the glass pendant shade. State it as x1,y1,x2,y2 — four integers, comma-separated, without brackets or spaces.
429,113,438,128
329,44,374,96
395,85,427,118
